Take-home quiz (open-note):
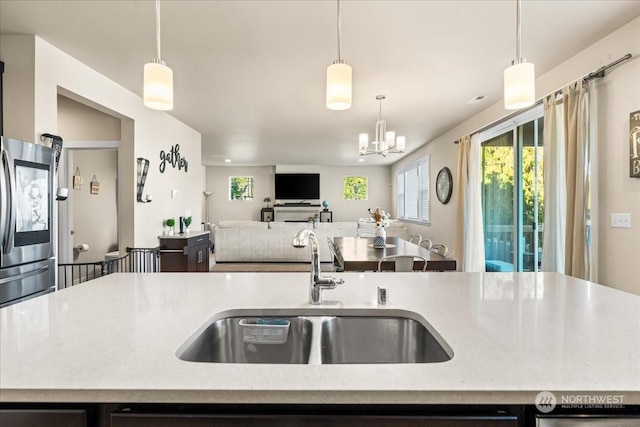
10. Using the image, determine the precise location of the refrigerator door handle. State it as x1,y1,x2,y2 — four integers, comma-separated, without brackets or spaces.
0,264,50,285
1,148,12,254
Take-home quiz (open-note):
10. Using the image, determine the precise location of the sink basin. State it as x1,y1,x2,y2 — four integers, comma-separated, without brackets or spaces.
177,316,313,364
177,309,453,364
320,316,451,364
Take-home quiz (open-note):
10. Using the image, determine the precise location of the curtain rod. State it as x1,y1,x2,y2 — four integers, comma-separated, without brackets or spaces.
583,53,632,81
452,100,542,144
454,53,633,144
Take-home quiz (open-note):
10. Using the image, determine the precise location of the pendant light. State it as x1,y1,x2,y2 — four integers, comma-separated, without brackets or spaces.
504,0,535,110
144,0,173,111
326,0,352,110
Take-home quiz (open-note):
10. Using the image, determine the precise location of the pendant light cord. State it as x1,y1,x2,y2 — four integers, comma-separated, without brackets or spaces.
336,0,342,62
515,0,521,60
155,0,162,60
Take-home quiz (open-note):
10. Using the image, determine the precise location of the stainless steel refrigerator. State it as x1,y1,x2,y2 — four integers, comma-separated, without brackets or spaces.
1,137,55,307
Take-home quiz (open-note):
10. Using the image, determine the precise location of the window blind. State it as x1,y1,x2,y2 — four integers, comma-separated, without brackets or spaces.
397,156,430,224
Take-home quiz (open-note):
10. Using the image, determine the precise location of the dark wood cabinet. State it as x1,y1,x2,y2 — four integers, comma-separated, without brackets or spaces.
159,232,209,272
260,208,274,222
111,411,518,427
320,210,332,222
0,408,89,427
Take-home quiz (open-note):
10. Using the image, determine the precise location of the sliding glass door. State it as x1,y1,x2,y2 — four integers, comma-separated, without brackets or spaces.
481,107,544,272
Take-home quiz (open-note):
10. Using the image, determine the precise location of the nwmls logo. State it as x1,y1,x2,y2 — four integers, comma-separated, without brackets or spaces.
535,391,626,413
535,391,557,413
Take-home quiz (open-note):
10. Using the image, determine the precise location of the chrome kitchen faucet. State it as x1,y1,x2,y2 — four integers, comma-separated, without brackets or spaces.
292,229,344,305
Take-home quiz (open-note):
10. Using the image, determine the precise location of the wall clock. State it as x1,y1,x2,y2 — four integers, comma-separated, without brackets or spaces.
436,167,453,204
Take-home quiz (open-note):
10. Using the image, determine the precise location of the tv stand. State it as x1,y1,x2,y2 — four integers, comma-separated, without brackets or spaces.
273,205,320,222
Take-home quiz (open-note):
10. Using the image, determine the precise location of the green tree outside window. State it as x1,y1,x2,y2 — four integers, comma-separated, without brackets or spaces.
343,176,368,200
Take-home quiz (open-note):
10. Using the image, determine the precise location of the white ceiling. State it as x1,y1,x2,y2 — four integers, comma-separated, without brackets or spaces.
1,1,639,166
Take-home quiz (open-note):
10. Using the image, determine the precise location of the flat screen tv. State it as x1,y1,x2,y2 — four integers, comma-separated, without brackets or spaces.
275,173,320,200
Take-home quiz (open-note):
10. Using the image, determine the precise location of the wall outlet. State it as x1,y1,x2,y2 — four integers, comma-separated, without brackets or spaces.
171,189,180,199
610,213,632,228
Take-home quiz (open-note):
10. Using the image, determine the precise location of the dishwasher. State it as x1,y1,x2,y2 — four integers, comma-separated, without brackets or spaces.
537,416,640,426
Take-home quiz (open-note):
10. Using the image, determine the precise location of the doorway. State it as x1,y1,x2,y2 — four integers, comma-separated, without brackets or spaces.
57,144,119,264
481,106,544,272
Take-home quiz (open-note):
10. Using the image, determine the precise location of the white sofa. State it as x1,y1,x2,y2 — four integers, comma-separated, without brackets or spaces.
213,220,409,263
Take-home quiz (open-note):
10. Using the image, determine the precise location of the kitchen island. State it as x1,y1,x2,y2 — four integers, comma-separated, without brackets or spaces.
1,272,639,425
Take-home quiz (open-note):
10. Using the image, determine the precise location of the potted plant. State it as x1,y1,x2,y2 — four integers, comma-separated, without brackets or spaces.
166,218,176,235
183,216,192,234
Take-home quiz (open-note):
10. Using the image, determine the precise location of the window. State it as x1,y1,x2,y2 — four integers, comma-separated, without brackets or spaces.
229,176,254,201
343,176,368,200
397,156,430,223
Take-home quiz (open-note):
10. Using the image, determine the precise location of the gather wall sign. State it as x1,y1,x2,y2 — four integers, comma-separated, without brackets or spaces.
159,144,189,173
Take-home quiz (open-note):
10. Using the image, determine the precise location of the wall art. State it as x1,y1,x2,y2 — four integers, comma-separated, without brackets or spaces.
159,144,189,173
630,109,640,178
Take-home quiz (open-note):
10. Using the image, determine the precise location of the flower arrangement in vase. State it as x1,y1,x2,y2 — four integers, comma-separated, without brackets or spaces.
369,207,390,248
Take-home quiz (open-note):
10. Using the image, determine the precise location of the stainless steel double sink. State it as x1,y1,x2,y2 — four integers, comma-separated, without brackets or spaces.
176,309,453,364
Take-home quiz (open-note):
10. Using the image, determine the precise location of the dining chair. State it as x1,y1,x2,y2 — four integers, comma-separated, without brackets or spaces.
378,255,428,272
326,238,345,272
408,234,422,245
419,239,433,250
430,243,449,257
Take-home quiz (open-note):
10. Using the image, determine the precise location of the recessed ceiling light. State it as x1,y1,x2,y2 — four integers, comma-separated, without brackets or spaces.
358,158,364,162
224,159,231,163
467,95,487,104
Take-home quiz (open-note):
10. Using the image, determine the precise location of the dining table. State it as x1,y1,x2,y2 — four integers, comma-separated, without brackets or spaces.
333,236,457,272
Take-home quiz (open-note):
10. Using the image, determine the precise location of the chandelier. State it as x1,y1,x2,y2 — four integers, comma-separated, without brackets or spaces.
359,95,406,157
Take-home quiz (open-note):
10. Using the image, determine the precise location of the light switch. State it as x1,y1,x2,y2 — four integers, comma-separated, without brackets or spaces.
610,213,632,228
171,189,181,199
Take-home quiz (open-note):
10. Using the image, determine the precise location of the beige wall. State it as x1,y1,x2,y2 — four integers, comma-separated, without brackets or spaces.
57,95,121,140
206,166,274,223
1,36,35,143
392,17,640,294
0,35,203,249
206,165,392,223
595,33,640,294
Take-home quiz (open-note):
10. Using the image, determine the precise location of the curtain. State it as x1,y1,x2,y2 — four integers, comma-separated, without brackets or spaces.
542,81,595,279
541,95,566,272
454,133,485,272
587,81,598,283
563,83,591,279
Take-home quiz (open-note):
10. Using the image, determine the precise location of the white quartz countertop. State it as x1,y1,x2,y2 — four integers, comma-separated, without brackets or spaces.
1,272,639,405
158,230,209,239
